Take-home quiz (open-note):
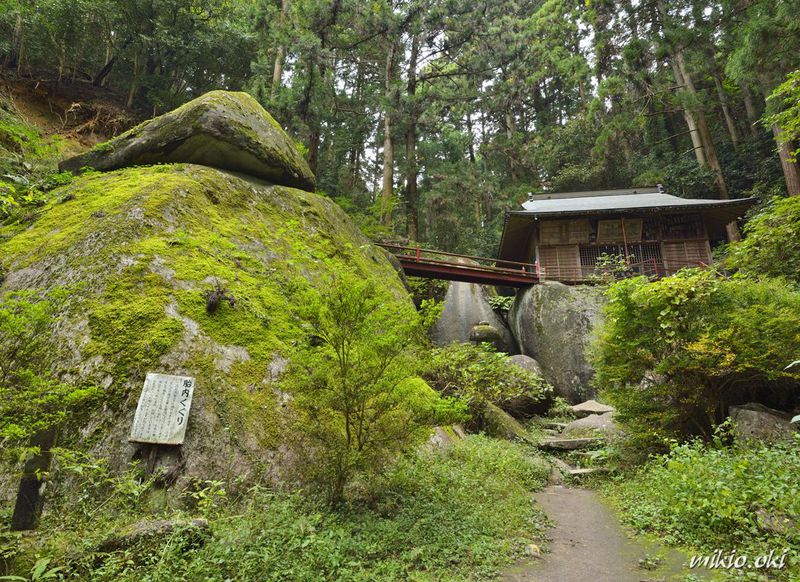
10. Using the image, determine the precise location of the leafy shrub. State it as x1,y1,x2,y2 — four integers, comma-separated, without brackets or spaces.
606,433,800,580
0,290,98,454
282,274,465,504
422,343,551,422
722,196,800,282
546,396,576,421
591,269,800,452
406,275,448,308
51,436,548,581
0,101,70,224
488,294,515,313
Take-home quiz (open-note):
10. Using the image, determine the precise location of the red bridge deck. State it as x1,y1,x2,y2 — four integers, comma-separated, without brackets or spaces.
378,244,538,287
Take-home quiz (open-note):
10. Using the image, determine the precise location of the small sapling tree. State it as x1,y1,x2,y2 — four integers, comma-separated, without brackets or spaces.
283,274,464,505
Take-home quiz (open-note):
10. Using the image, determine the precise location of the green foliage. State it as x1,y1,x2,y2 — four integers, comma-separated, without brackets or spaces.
591,270,800,452
723,196,800,282
406,276,448,308
766,70,800,161
31,436,547,581
283,274,465,504
423,343,551,422
547,396,576,421
606,434,800,580
0,100,71,225
588,252,633,285
488,294,514,313
0,290,98,450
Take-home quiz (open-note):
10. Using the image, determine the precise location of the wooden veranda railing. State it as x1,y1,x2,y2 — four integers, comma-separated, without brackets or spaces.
378,244,709,286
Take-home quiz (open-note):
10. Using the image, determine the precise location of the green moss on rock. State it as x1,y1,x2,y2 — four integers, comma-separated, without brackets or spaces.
0,163,407,486
59,91,316,191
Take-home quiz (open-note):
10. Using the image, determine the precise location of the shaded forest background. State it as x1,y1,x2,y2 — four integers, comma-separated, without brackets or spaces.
1,0,798,255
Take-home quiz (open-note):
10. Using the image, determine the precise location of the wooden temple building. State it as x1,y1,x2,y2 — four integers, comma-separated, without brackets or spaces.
497,187,756,283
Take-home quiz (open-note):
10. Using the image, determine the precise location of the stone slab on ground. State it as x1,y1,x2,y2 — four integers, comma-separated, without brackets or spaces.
538,437,604,451
572,399,615,417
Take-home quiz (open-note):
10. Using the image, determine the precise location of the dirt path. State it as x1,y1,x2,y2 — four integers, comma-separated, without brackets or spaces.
501,486,708,582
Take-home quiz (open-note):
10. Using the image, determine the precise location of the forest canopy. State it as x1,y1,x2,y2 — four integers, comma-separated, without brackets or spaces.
1,0,799,254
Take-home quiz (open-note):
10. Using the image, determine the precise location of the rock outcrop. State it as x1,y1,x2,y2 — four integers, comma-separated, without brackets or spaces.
729,403,798,442
1,92,407,499
482,402,533,442
509,282,606,401
59,91,316,192
431,278,517,353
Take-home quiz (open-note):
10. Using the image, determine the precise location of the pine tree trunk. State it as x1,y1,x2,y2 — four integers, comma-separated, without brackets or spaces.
773,125,800,196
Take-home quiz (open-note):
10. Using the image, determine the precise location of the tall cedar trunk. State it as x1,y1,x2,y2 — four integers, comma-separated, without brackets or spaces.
668,48,740,239
671,60,706,166
404,33,420,240
712,68,740,148
381,40,397,226
678,54,729,200
5,13,23,68
270,0,289,99
127,52,140,108
348,59,366,189
505,111,519,184
773,125,800,196
298,0,340,178
757,76,800,197
741,84,760,136
466,113,476,165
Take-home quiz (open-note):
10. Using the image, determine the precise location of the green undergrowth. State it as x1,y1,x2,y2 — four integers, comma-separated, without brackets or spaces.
10,436,548,581
603,434,800,580
0,97,75,228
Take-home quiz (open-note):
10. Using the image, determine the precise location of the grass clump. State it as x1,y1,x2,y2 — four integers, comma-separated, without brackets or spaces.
605,433,800,580
12,436,548,581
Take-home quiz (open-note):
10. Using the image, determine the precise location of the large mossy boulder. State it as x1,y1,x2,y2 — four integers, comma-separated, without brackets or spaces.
509,282,606,402
0,163,405,498
59,91,316,192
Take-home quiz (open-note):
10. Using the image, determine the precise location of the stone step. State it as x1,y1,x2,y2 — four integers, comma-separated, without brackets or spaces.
567,467,608,477
541,421,567,432
538,437,604,451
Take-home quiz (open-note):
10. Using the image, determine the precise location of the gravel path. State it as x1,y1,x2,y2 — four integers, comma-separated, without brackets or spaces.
501,486,710,582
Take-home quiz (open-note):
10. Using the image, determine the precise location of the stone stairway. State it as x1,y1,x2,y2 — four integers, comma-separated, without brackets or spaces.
538,400,617,481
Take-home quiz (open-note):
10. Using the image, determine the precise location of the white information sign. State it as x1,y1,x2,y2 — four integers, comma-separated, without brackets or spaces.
129,373,195,445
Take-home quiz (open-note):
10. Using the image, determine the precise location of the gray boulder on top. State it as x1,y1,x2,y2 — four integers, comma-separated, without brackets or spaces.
60,91,316,192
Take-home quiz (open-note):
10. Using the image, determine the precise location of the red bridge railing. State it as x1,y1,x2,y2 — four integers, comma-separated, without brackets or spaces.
377,244,538,287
